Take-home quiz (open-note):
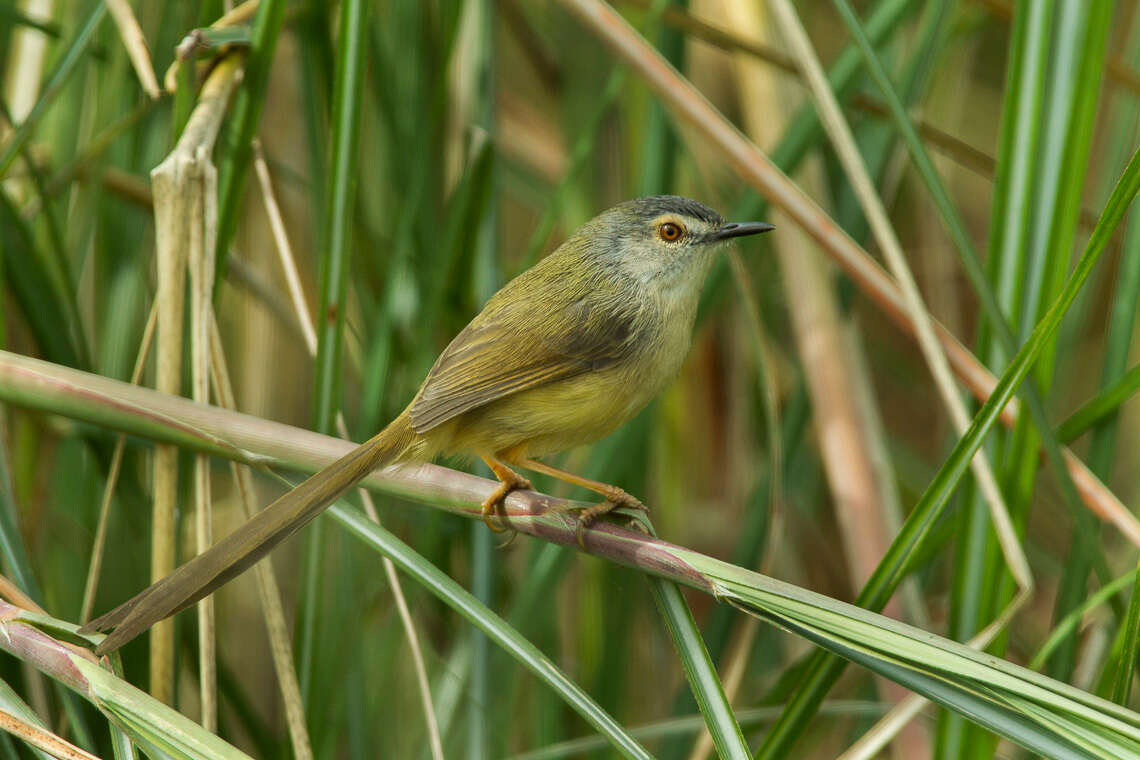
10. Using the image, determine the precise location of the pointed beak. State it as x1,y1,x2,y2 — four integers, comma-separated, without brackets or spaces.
712,221,775,241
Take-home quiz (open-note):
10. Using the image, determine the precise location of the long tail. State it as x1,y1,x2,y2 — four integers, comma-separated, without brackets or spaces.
84,412,415,654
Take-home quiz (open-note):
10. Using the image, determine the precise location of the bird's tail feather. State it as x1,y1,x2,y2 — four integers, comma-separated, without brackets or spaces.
84,412,415,654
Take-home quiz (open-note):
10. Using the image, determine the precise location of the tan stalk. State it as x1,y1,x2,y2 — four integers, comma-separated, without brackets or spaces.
0,708,102,760
554,0,1140,550
148,54,242,705
2,0,52,125
252,141,445,760
104,0,161,99
0,574,45,615
188,150,218,730
208,318,314,760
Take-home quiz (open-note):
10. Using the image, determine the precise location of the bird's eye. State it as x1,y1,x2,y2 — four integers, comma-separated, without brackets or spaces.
659,222,683,241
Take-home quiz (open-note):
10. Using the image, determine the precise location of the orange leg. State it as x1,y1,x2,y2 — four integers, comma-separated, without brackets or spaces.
508,457,648,547
479,456,532,533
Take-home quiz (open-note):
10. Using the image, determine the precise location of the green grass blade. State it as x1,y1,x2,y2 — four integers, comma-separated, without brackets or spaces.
328,505,655,760
1113,561,1140,704
213,0,287,282
1057,364,1140,443
0,190,82,367
296,0,370,721
0,3,106,179
649,578,751,760
312,0,368,434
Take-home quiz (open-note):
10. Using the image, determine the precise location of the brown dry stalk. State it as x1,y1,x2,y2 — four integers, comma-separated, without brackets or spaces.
148,53,242,707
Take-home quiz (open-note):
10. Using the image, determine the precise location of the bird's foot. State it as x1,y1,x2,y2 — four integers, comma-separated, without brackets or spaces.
480,469,532,533
575,488,649,549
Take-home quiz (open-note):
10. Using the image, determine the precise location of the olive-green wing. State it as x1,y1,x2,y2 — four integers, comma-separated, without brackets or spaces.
408,298,636,433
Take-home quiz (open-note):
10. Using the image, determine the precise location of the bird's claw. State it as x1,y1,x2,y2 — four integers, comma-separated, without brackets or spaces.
574,490,650,549
480,474,532,533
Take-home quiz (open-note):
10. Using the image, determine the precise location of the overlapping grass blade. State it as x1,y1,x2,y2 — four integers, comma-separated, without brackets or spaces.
695,559,1140,760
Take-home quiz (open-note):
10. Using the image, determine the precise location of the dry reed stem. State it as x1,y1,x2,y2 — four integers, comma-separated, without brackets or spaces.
251,142,445,760
0,574,45,616
104,0,161,99
207,317,314,760
0,708,102,760
555,0,1140,549
189,151,219,731
148,53,241,706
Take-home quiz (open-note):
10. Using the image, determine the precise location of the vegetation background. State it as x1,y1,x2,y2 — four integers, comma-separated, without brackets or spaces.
1,0,1140,758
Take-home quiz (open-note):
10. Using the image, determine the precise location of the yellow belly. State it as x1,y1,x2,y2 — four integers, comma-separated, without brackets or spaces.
420,361,659,459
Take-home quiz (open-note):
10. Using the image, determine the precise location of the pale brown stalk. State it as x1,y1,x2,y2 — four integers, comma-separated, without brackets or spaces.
148,53,241,705
104,0,160,99
0,708,102,760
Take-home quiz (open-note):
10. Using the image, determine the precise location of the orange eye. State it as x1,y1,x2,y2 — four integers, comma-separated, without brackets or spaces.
659,222,683,241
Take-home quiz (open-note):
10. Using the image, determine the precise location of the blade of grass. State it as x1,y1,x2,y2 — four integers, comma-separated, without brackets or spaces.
821,0,1116,747
649,579,751,760
748,138,1140,757
213,0,287,284
772,0,1029,599
0,3,107,179
1088,10,1140,703
324,505,655,760
296,0,369,713
0,189,83,368
509,702,887,760
823,2,1119,589
1057,364,1140,443
1016,0,1112,683
1113,562,1140,705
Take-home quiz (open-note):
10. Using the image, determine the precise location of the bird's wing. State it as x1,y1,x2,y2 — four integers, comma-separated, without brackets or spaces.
408,296,637,432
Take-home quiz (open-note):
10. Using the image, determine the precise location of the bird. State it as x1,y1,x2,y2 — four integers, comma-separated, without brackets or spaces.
83,195,773,654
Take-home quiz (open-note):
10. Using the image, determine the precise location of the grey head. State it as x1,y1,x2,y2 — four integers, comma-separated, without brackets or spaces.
575,195,774,287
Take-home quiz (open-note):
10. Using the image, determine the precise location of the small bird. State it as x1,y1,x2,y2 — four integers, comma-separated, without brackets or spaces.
84,195,772,653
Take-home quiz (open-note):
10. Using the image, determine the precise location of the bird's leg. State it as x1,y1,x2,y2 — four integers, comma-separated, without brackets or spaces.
509,457,647,547
479,456,532,532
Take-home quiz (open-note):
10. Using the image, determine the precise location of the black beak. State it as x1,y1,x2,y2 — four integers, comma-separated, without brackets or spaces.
713,221,776,241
